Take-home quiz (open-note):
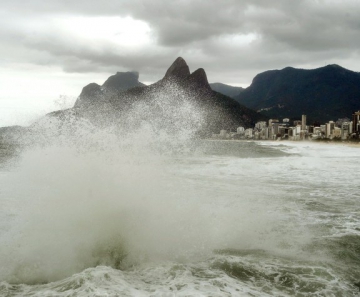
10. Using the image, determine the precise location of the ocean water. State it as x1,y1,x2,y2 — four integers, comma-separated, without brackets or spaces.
0,136,359,297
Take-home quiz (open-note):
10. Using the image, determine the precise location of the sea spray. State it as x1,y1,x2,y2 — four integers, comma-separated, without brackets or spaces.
0,90,213,284
0,89,289,285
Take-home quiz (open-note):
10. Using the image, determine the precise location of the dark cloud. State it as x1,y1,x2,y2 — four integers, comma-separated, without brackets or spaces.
1,0,360,86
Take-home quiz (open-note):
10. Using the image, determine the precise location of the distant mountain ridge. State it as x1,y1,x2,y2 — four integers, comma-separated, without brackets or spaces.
235,64,360,123
210,83,244,99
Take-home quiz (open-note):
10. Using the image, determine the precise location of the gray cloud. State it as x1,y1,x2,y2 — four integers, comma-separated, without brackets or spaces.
1,0,360,86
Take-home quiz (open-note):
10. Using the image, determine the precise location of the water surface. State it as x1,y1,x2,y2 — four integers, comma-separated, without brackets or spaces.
0,140,359,296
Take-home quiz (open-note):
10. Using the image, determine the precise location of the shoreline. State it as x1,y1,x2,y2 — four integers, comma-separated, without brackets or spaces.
206,138,360,148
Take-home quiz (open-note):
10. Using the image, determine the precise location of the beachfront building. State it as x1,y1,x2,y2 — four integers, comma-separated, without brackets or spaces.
353,111,360,135
278,125,289,139
293,120,302,126
301,115,307,131
333,127,341,139
261,127,269,140
311,126,323,139
237,127,245,134
245,128,253,139
325,121,335,139
253,121,268,140
341,122,352,140
291,125,302,141
255,121,267,130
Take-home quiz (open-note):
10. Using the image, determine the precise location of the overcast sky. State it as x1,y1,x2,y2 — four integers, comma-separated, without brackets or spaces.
1,0,360,126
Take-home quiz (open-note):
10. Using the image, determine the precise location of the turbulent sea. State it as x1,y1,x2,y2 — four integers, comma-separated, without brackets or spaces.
0,138,359,296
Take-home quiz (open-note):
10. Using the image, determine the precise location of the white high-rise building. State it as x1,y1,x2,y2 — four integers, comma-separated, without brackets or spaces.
301,115,307,131
341,122,351,139
237,127,245,134
245,128,253,139
255,121,267,130
325,121,335,139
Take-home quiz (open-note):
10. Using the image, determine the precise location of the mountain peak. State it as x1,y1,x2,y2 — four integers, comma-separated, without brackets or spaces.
102,71,144,92
117,71,139,79
188,68,211,91
163,57,190,81
74,83,102,108
325,64,342,68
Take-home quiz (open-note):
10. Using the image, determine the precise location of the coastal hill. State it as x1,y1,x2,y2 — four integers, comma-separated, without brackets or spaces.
62,57,265,135
234,64,360,123
209,83,244,99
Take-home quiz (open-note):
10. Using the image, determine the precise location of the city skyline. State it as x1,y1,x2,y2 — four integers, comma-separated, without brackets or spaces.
213,111,360,141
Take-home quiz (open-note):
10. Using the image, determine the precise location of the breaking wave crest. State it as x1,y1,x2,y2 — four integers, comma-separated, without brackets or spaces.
0,93,211,284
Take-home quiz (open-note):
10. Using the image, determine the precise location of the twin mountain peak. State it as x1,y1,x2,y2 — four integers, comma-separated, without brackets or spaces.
75,57,212,109
59,57,264,134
